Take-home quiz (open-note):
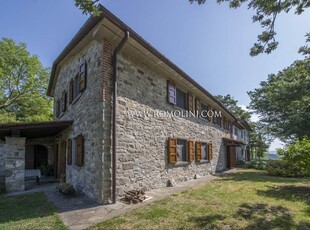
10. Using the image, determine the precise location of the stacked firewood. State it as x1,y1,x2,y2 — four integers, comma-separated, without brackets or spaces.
120,189,147,204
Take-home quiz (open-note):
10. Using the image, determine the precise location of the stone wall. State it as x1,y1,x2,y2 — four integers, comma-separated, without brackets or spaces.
4,137,25,192
115,53,231,195
0,141,5,192
54,40,108,203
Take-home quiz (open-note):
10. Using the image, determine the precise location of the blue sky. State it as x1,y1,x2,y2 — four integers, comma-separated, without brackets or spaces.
0,0,309,150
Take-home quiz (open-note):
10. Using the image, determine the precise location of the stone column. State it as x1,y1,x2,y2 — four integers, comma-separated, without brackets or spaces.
4,137,26,192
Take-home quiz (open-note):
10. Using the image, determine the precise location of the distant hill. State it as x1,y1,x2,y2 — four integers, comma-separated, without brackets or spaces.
268,151,280,160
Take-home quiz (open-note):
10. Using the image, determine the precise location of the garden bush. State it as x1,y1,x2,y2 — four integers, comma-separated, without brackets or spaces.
277,137,310,176
248,160,267,170
266,160,308,177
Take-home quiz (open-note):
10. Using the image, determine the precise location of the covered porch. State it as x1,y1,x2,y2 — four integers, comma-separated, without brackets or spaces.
223,137,249,168
0,121,72,193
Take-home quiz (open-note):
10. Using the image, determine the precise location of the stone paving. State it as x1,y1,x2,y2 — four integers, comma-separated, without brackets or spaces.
6,170,234,230
53,172,227,230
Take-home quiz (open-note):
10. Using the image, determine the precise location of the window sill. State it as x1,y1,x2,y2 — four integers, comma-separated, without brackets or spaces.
197,160,210,164
173,161,189,166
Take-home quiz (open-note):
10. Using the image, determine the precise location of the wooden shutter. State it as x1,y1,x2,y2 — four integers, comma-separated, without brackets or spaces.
67,139,72,165
56,99,60,118
188,94,194,112
59,141,66,176
168,138,177,164
208,143,213,160
195,142,202,161
188,140,194,162
61,91,67,112
167,81,176,105
79,62,87,92
195,98,201,115
76,134,84,167
69,79,73,104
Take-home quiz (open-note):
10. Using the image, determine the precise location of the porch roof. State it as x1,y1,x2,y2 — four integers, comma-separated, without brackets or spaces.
223,137,247,146
0,120,73,140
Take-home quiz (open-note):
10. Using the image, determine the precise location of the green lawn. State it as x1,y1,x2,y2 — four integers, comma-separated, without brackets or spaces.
90,169,310,230
0,192,66,230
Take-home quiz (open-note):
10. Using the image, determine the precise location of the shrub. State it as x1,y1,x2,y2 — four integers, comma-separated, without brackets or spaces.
248,160,266,170
277,137,310,176
266,160,308,177
58,183,75,196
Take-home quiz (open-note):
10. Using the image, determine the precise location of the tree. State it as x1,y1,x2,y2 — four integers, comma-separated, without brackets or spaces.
277,137,310,176
74,0,101,16
190,0,309,56
249,124,270,159
248,56,310,142
215,94,251,121
0,38,53,123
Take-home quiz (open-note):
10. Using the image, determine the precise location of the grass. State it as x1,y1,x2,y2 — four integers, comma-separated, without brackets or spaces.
0,192,67,230
90,169,310,230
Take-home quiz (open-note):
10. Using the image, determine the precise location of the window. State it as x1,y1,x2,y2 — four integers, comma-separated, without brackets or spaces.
201,143,209,160
177,139,187,162
196,142,213,162
168,138,193,164
214,116,222,126
166,81,187,110
176,88,186,109
234,127,238,136
201,103,208,120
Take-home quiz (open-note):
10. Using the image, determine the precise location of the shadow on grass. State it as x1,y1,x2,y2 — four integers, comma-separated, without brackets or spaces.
257,185,310,205
0,192,56,224
190,214,225,229
237,203,293,229
189,203,310,230
220,169,310,184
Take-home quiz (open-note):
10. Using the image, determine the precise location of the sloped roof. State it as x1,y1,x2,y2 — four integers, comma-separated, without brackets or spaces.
0,120,73,140
48,4,238,121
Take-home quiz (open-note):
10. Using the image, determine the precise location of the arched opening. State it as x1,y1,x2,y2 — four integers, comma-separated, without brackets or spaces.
25,145,48,171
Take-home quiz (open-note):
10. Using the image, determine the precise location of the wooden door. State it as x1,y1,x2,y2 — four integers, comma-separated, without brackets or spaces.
227,146,237,168
59,141,66,178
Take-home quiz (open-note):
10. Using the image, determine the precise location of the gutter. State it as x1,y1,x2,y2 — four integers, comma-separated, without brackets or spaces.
112,31,129,204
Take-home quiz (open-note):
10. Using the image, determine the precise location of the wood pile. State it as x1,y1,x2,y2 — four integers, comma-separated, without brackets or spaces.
120,189,147,204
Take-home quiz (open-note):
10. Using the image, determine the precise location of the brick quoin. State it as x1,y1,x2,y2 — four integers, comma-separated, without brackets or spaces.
101,40,113,101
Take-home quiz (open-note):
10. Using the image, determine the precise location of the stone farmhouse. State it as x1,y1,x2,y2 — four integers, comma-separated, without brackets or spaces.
0,5,252,203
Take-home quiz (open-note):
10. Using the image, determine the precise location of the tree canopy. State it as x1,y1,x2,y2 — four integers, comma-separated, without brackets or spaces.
248,56,310,141
0,38,53,123
215,94,251,121
190,0,309,56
